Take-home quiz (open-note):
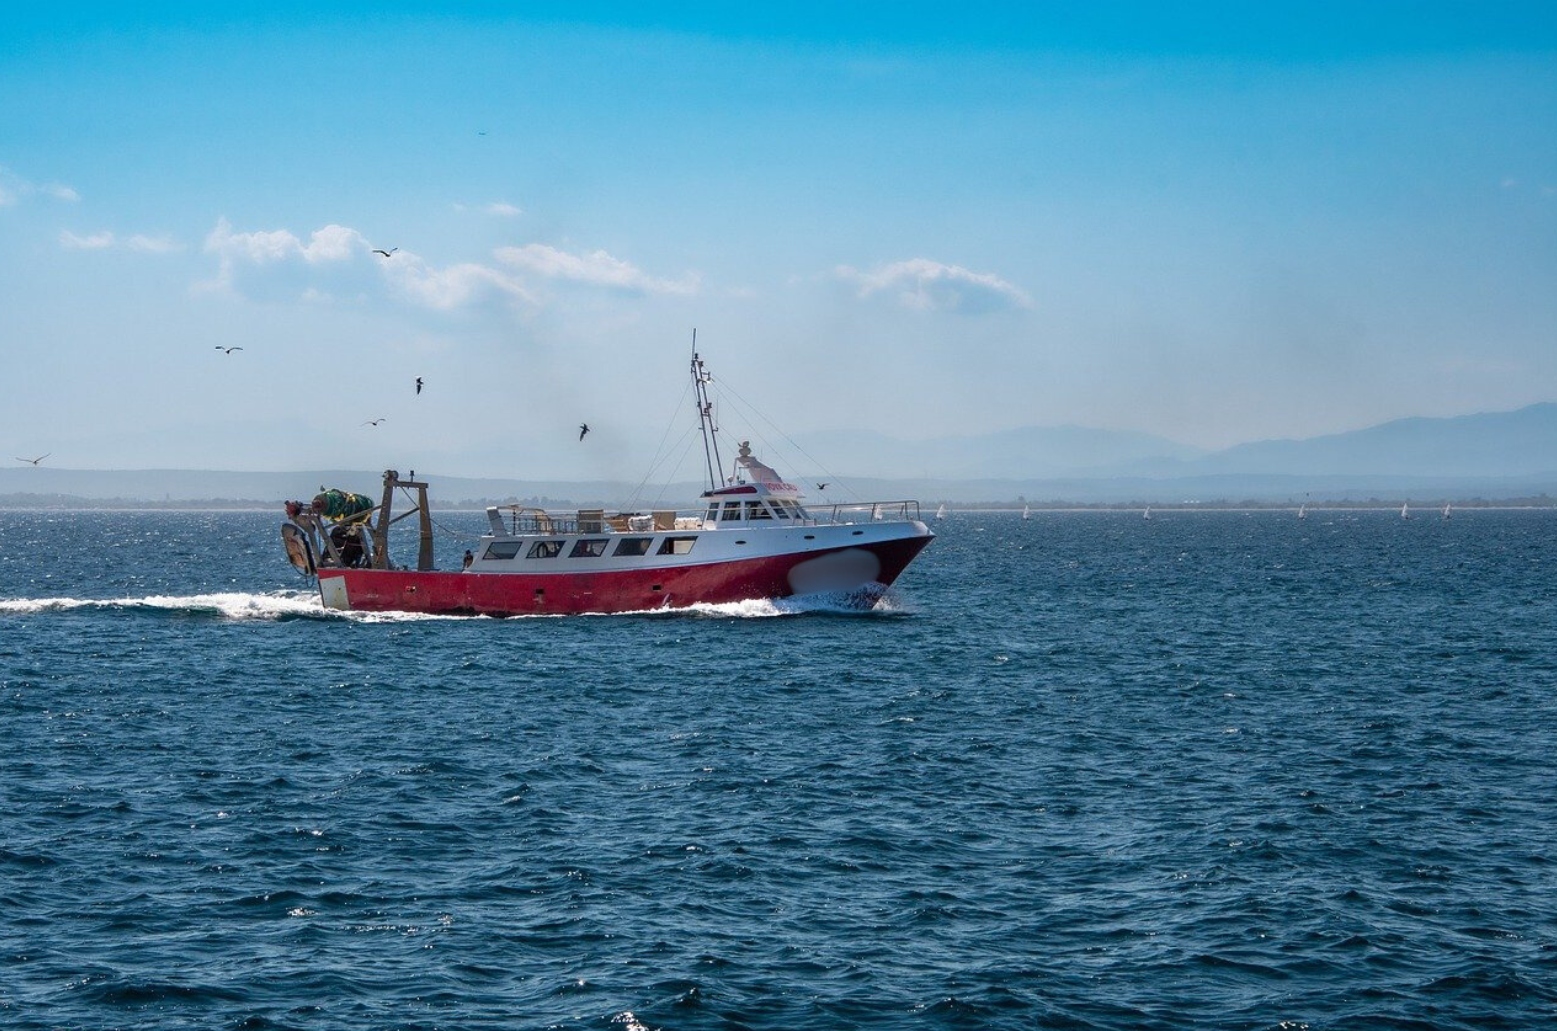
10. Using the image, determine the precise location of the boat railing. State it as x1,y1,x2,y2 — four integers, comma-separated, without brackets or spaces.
486,500,921,535
490,506,577,536
487,506,675,536
809,500,922,525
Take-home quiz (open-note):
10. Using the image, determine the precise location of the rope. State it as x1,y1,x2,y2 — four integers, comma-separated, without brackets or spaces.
395,486,484,544
707,374,860,502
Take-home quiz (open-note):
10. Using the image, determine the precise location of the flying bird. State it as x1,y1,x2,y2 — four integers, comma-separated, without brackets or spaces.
363,418,386,426
372,247,398,258
578,423,590,441
816,483,828,491
415,377,423,395
15,453,49,465
215,346,243,354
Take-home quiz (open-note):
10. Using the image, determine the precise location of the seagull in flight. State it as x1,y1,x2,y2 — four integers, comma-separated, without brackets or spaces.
215,345,243,354
415,377,423,395
372,247,398,258
816,483,828,491
15,453,50,465
363,418,386,426
578,423,590,441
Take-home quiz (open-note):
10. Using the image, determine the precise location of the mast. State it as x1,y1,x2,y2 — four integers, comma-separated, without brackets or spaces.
691,332,723,490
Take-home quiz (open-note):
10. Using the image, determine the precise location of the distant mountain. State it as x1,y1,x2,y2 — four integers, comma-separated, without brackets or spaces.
789,403,1557,483
1169,402,1557,480
789,424,1203,480
2,403,1552,505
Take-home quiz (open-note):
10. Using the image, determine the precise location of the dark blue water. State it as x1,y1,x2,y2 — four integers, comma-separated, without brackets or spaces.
3,508,1555,1030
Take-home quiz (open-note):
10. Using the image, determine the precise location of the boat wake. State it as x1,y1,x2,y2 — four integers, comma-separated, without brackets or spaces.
671,587,909,619
0,590,337,621
2,588,912,623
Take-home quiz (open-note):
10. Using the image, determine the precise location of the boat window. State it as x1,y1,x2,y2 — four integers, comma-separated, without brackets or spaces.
569,538,609,558
745,501,773,520
484,541,523,560
526,540,563,559
720,502,743,521
613,537,654,557
770,503,791,519
657,536,697,556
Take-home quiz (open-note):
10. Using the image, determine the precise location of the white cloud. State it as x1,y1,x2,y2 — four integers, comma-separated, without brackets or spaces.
200,218,537,310
61,229,180,253
385,260,535,310
61,230,116,249
126,234,180,254
836,258,1033,314
197,221,691,314
452,201,523,217
495,243,699,295
204,218,366,264
200,218,376,299
0,167,79,207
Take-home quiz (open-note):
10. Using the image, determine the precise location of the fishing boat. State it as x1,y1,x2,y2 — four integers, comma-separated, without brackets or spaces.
280,350,934,616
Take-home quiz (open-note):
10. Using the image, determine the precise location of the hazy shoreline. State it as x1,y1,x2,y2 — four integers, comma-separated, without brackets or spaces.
3,496,1552,514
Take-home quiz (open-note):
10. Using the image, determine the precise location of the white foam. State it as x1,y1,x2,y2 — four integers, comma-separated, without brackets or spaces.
0,590,333,620
2,588,908,621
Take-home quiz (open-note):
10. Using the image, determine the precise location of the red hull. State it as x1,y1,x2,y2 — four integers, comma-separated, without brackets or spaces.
318,536,931,617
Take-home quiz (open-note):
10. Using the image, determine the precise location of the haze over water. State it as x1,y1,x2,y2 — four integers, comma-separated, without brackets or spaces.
3,508,1555,1029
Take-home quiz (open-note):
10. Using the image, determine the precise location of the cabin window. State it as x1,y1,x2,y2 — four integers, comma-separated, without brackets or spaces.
745,501,773,520
569,538,609,558
720,502,743,521
704,505,719,523
613,537,654,557
526,540,564,559
657,536,697,556
485,540,523,560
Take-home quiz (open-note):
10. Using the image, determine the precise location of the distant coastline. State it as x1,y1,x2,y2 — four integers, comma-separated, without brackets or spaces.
3,493,1552,513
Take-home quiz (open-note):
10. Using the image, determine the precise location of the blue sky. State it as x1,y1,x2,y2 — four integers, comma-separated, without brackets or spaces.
3,3,1554,479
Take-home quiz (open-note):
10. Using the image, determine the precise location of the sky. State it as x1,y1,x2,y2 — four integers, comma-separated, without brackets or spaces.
2,2,1554,481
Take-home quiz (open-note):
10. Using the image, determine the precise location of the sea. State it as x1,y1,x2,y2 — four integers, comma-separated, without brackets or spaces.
2,507,1554,1030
